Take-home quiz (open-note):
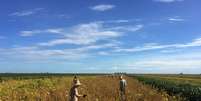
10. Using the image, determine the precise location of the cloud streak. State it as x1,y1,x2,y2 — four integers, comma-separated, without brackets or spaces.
109,25,143,32
9,8,44,17
168,16,185,22
20,28,64,36
90,4,115,11
0,46,88,61
115,38,201,52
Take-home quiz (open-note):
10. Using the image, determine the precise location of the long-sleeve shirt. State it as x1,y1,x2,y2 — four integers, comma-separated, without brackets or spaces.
119,79,127,92
69,87,80,101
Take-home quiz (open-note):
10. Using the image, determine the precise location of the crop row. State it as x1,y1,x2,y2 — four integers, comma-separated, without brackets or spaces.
135,76,201,101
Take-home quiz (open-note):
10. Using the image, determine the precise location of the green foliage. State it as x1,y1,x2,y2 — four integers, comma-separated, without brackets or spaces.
135,76,201,101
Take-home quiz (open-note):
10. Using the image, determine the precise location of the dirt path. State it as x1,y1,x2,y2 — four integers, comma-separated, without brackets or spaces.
78,76,177,101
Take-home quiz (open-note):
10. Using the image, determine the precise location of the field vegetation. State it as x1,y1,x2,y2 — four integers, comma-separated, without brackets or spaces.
0,74,179,101
134,74,201,101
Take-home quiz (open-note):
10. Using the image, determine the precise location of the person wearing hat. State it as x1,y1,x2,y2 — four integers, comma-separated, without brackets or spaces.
119,75,127,101
72,75,78,85
69,79,87,101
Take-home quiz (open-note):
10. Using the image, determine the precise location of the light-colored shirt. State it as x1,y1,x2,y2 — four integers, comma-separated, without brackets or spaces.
120,79,127,92
69,87,79,101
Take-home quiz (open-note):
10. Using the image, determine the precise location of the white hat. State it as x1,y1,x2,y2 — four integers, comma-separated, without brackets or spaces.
120,75,123,79
74,79,82,86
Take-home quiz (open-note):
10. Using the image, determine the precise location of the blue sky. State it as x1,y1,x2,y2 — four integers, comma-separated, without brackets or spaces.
0,0,201,73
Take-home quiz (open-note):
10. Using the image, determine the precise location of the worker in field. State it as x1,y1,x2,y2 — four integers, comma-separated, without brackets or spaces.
119,75,127,101
69,79,87,101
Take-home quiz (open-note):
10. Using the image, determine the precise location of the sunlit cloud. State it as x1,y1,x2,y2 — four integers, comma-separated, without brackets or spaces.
168,18,184,21
90,4,115,11
125,53,201,70
114,37,201,52
168,16,185,22
0,42,119,62
109,25,143,32
37,22,142,46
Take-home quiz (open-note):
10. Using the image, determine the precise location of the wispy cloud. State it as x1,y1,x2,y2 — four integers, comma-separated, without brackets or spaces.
0,46,89,61
20,28,63,36
108,20,130,23
153,0,184,3
90,4,115,11
13,21,145,61
109,25,143,32
168,16,185,22
98,19,141,24
129,58,201,69
97,51,110,55
9,8,44,16
114,37,201,53
110,51,201,73
128,52,201,71
0,42,119,62
36,22,142,46
38,22,121,46
168,18,184,21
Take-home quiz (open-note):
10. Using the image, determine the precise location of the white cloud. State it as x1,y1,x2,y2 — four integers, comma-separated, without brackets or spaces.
125,58,201,73
90,4,115,11
10,11,34,16
0,46,89,61
46,28,64,34
154,0,184,3
97,51,110,55
112,51,201,73
168,18,184,21
109,24,143,32
104,20,130,23
0,42,118,62
136,59,201,69
115,37,201,52
75,43,118,52
110,20,130,23
160,49,182,53
20,28,63,36
20,21,143,47
9,8,44,16
127,52,201,70
20,30,42,37
37,22,143,46
168,16,185,22
38,22,123,46
97,19,141,24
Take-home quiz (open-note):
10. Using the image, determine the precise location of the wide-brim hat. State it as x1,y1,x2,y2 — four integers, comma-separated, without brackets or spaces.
74,79,82,86
119,75,123,79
